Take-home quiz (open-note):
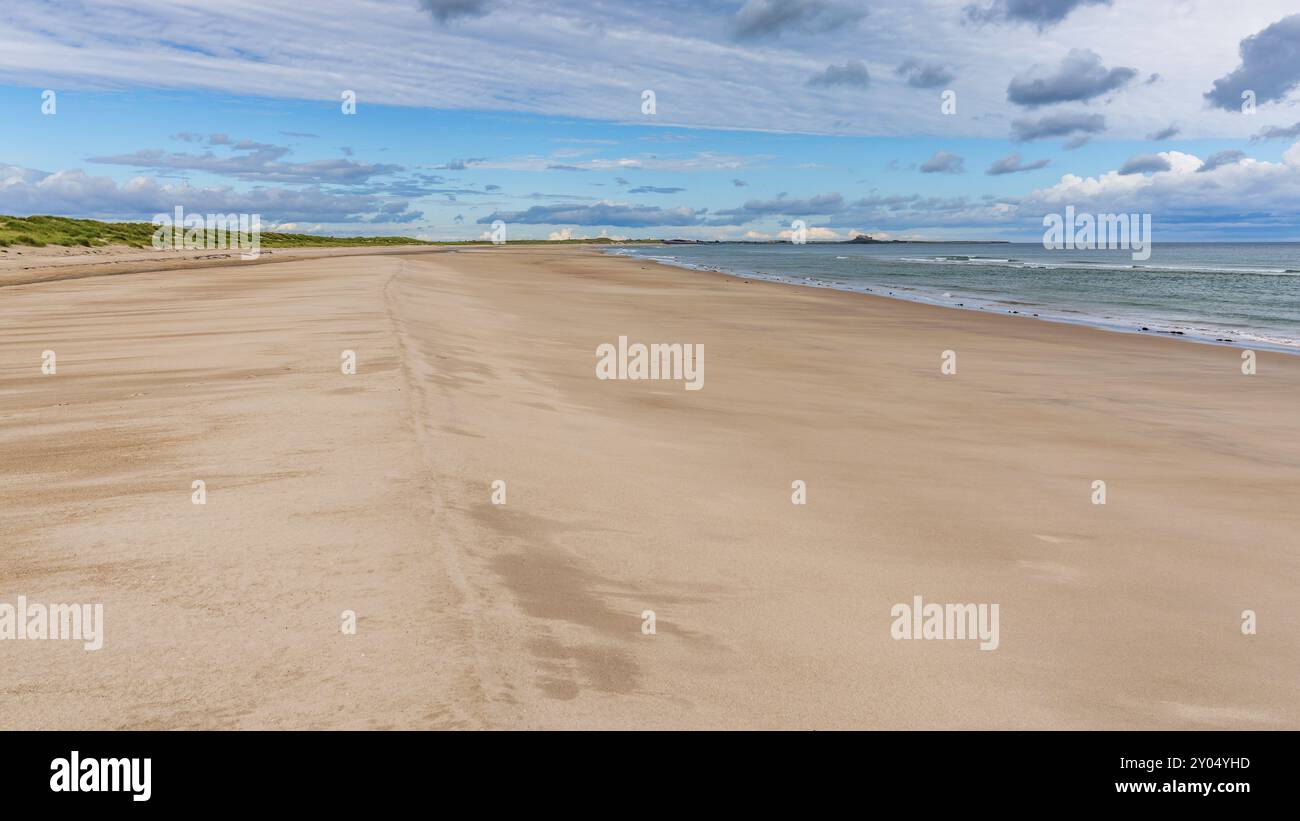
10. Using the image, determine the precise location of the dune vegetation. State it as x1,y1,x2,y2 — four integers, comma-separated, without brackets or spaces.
0,215,435,249
0,215,660,249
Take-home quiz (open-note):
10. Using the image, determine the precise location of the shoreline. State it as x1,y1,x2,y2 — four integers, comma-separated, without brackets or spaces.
9,239,1297,356
4,237,1297,359
607,245,1300,356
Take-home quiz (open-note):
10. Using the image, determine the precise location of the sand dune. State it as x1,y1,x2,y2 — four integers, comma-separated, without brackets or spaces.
1,246,1296,728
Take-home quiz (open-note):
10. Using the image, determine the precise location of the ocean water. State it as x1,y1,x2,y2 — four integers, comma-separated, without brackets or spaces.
606,242,1300,352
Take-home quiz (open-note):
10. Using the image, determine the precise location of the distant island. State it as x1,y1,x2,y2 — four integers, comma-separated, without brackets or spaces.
841,234,1008,244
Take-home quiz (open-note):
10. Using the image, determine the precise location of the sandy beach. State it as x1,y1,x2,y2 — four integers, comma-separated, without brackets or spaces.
1,245,1297,729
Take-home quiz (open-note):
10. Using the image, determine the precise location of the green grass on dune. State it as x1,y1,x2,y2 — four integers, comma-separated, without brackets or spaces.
0,215,435,249
0,215,662,249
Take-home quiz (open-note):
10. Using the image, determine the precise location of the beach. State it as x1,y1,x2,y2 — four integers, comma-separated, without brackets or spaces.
1,244,1297,729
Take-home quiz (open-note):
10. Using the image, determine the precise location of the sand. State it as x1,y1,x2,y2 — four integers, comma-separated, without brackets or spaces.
1,245,1297,729
0,243,443,288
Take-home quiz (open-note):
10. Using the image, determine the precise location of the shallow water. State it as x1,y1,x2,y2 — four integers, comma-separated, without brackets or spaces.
608,242,1300,352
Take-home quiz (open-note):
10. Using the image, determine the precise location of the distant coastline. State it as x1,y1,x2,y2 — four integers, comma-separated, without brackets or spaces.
661,236,1010,245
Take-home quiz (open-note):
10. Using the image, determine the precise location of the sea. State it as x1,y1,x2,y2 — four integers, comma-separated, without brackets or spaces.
605,242,1300,353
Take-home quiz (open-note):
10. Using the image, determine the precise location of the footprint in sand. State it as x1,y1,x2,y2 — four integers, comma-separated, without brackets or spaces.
1032,533,1069,544
1017,560,1082,584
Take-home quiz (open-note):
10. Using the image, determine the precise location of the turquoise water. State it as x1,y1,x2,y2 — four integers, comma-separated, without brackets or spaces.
608,243,1300,352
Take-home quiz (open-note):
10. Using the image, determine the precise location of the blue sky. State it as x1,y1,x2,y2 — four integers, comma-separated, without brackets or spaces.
3,0,1300,240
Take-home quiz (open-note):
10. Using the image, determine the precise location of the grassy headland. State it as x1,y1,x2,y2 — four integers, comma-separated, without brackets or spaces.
0,215,664,249
0,215,439,249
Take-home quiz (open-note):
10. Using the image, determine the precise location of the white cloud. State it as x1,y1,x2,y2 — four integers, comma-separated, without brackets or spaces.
0,0,1295,138
778,225,842,240
0,164,423,224
88,139,402,184
1020,145,1300,232
470,152,765,173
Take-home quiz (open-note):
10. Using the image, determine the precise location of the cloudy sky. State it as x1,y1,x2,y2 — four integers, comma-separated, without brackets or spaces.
3,0,1300,239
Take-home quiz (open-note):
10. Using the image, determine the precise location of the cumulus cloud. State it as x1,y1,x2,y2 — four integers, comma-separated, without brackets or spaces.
1118,153,1172,175
786,145,1300,237
1006,49,1137,107
418,0,489,23
732,0,866,40
1252,121,1300,141
985,151,1050,175
713,192,845,219
920,150,965,174
0,164,49,184
779,225,843,240
0,164,422,223
963,0,1111,30
89,140,402,185
1198,149,1246,172
435,158,486,170
1011,111,1106,141
470,152,759,174
894,59,953,89
819,193,1019,232
1020,147,1300,236
1147,124,1181,141
627,186,685,193
477,201,703,227
807,61,871,88
1204,14,1300,111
